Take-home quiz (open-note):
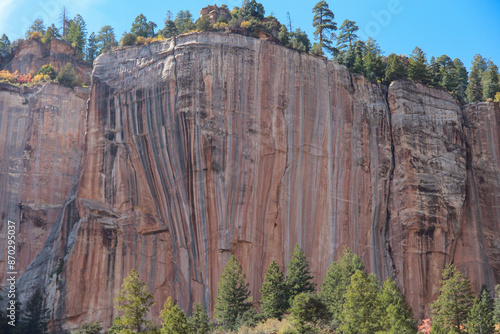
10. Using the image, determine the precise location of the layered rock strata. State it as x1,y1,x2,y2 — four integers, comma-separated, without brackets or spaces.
1,32,499,330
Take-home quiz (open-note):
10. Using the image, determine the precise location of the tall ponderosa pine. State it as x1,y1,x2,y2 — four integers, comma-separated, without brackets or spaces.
174,10,195,34
339,270,382,334
407,47,431,84
363,38,384,82
286,244,316,305
20,288,50,334
337,19,358,52
86,32,98,65
378,278,418,334
467,288,496,334
319,247,364,327
467,54,488,102
65,14,87,55
96,25,117,54
430,264,475,334
260,260,287,320
214,255,252,331
312,0,337,55
112,269,156,333
160,297,190,334
452,58,469,105
131,14,157,38
483,61,499,101
187,303,212,334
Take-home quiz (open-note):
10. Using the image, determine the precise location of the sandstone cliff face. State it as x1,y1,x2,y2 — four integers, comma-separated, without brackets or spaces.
2,38,91,85
0,83,89,294
2,32,500,331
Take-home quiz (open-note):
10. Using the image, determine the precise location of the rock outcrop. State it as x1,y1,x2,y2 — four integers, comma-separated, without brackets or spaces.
0,83,89,286
2,38,91,85
1,32,499,331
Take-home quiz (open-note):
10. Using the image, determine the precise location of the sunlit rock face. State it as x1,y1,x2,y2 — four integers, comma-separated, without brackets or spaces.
2,32,499,331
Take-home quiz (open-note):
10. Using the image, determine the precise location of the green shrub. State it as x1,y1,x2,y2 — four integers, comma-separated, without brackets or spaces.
38,64,56,79
56,62,79,88
122,33,137,46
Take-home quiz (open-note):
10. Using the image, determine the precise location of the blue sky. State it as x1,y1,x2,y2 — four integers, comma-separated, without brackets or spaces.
1,0,498,69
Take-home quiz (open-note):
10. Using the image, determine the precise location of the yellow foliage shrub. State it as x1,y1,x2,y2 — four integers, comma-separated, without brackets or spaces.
151,35,165,42
0,70,19,83
33,74,44,82
136,36,154,45
495,91,500,102
240,20,252,29
28,31,43,41
213,22,229,29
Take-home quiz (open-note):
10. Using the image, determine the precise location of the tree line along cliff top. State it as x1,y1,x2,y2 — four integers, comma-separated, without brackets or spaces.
0,1,498,104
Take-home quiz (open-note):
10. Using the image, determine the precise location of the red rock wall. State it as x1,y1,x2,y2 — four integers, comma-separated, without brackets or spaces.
2,32,500,332
0,83,89,283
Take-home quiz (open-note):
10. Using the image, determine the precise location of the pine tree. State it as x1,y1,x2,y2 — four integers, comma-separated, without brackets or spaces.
407,47,431,84
187,303,212,334
430,264,475,334
112,269,156,333
494,284,500,324
131,14,156,38
73,321,103,334
319,247,364,328
467,54,488,102
377,278,418,334
86,32,98,65
20,288,50,334
242,0,265,19
43,24,61,43
384,53,407,84
339,270,382,334
162,11,179,38
483,61,499,101
337,19,358,52
286,244,316,306
65,14,87,55
96,25,117,54
174,10,195,34
364,38,384,82
0,34,11,57
25,19,46,38
451,58,469,105
159,297,190,334
214,255,252,331
260,260,288,320
467,288,496,334
289,28,311,53
278,24,290,46
290,293,328,334
312,0,337,55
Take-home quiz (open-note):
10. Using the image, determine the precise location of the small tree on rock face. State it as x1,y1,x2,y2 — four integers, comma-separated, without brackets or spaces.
112,269,156,333
0,34,11,57
214,255,252,331
260,260,288,320
467,54,488,103
159,297,189,334
25,19,46,38
286,244,316,306
384,53,407,84
187,303,212,334
483,61,499,101
430,264,474,334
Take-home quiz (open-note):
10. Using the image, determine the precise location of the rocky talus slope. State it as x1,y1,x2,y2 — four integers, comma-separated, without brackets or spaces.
0,32,499,330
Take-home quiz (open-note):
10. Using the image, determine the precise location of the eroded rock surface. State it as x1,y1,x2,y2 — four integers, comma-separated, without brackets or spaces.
1,32,499,331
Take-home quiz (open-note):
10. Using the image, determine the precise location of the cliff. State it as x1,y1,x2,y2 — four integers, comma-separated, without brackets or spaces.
2,38,91,85
0,32,499,331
